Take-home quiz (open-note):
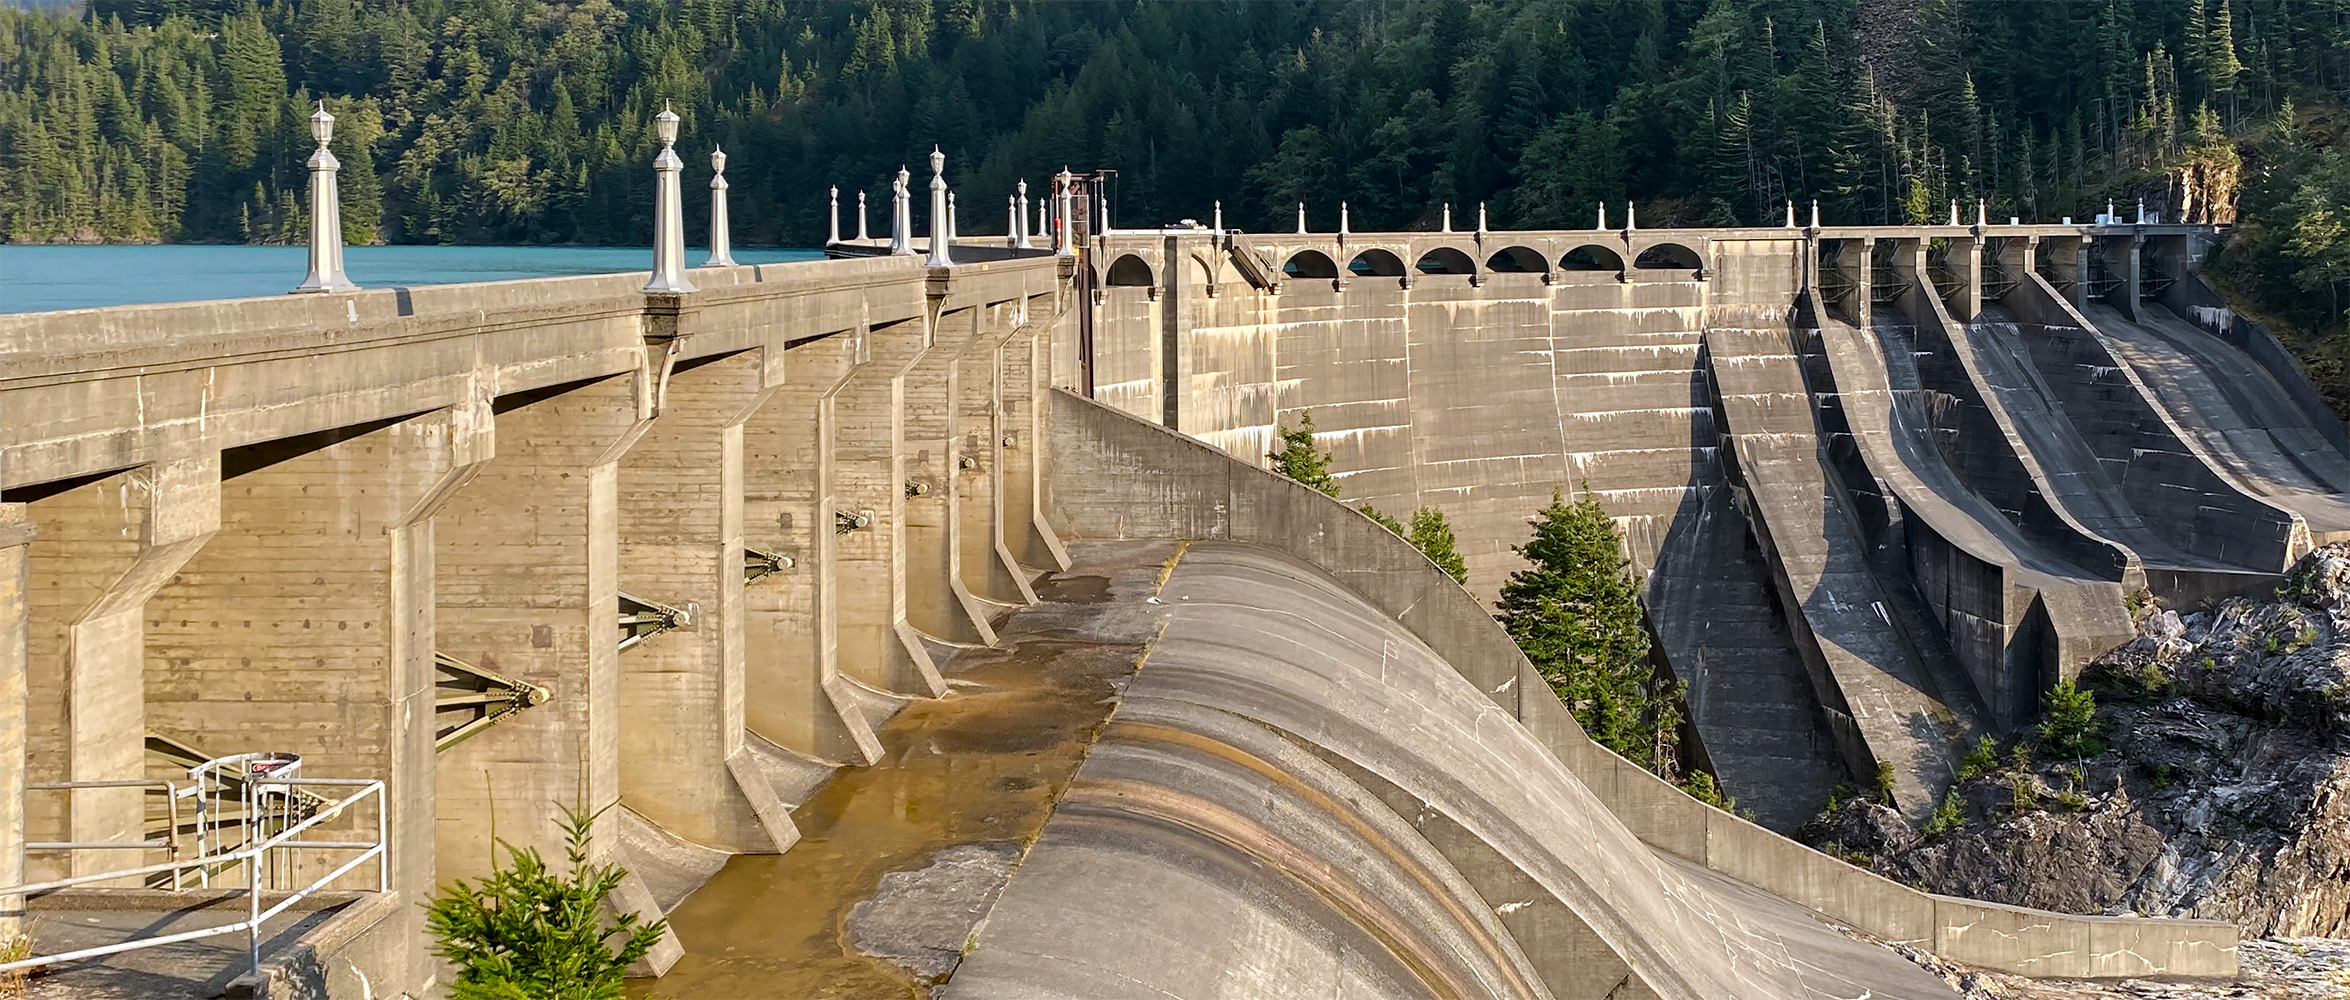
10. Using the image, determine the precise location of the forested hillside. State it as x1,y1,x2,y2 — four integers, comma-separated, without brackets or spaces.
0,0,2332,251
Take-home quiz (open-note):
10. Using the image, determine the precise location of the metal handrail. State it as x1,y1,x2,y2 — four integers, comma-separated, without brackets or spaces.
0,773,386,984
22,779,181,855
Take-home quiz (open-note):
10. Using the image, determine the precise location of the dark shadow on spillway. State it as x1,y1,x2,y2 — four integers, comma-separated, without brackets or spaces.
627,541,1179,998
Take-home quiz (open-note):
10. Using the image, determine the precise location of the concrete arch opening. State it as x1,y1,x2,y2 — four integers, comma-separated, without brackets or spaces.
1484,246,1546,273
1414,247,1475,275
1559,244,1625,271
1633,242,1703,270
1105,254,1155,286
1347,249,1406,277
1282,250,1340,280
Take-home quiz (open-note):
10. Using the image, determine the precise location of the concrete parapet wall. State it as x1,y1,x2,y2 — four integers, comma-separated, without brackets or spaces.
1045,387,2238,980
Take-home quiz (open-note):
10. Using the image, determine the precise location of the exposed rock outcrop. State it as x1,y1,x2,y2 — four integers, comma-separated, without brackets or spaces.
1806,543,2350,937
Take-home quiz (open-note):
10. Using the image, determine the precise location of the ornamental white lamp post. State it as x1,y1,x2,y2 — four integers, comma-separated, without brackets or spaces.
1212,200,1223,235
826,185,840,245
292,101,357,294
1624,202,1636,231
1339,201,1350,236
947,190,959,252
1442,203,1453,233
1054,168,1074,257
891,165,913,255
644,102,694,293
1596,201,1607,230
1015,179,1032,249
1810,200,1821,228
705,147,736,267
1007,194,1020,248
926,147,951,267
1477,202,1487,237
1296,203,1307,234
855,190,869,241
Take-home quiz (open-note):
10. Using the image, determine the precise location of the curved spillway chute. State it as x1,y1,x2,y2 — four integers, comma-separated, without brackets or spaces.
946,544,1968,1000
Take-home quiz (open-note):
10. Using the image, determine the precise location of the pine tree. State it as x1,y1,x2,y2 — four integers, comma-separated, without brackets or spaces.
426,807,667,1000
1406,506,1468,585
1267,411,1339,497
1498,486,1661,765
1359,504,1403,535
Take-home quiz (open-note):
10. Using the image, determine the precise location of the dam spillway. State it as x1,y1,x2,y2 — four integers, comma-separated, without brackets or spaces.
0,216,2287,996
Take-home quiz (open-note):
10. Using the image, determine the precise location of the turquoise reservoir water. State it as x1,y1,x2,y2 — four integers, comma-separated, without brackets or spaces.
0,244,825,314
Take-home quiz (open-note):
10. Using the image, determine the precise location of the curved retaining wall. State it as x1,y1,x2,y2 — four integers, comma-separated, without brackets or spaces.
1045,387,2238,980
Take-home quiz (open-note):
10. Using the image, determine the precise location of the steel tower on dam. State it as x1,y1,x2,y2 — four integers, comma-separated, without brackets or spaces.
0,159,2295,997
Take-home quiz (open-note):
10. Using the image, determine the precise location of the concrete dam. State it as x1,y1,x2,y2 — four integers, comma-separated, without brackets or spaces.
0,200,2305,996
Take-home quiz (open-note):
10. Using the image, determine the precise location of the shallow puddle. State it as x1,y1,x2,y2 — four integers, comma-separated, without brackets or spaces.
630,543,1171,998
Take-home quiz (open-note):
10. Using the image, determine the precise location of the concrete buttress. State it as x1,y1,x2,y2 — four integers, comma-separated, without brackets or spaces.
144,404,485,988
903,305,1004,646
0,505,28,930
953,300,1042,608
25,452,217,880
616,349,795,854
831,318,950,698
741,328,888,765
432,366,683,973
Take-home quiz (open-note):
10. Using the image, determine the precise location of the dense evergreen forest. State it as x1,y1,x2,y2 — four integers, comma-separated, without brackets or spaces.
0,0,2336,258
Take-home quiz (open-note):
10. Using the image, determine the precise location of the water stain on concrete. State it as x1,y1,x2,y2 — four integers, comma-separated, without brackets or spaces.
630,541,1175,999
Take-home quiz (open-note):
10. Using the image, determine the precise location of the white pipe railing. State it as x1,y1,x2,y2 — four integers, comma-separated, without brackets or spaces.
0,774,385,985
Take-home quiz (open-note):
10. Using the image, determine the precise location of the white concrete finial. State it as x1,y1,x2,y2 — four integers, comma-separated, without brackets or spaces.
947,190,958,249
1007,194,1019,248
292,100,356,294
856,190,870,242
2106,199,2116,223
827,185,840,245
643,102,694,292
1976,198,1988,228
1786,200,1797,228
891,165,914,255
1213,200,1223,235
1624,202,1636,231
1596,201,1607,230
926,147,952,265
1296,202,1307,235
2136,198,2147,224
1947,199,1960,226
1340,201,1350,236
1477,202,1487,236
1054,167,1075,257
1015,179,1032,249
704,145,735,267
1442,203,1453,233
1810,199,1820,229
1039,197,1051,247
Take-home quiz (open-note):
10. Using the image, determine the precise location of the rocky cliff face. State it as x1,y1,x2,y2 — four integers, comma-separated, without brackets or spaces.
1806,544,2350,936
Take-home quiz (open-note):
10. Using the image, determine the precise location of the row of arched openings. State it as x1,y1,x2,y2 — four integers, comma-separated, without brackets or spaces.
1101,241,1702,287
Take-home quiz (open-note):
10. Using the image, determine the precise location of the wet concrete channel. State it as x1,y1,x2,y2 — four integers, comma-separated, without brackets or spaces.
630,540,1178,998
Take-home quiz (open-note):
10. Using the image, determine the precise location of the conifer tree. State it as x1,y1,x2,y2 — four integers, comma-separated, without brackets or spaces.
1498,486,1659,765
1407,506,1468,585
1359,503,1403,535
426,807,666,1000
1267,411,1339,497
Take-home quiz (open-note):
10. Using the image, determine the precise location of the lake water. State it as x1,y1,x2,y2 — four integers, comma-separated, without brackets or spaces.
0,244,826,314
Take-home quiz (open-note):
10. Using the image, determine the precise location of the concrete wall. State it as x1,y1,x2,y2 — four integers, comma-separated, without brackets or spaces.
0,252,1069,994
1044,387,2238,979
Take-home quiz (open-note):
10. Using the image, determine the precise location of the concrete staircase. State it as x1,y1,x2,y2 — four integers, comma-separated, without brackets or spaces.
1703,326,1982,819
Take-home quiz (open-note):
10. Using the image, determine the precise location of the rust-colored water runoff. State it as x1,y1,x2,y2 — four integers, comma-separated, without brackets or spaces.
631,543,1172,998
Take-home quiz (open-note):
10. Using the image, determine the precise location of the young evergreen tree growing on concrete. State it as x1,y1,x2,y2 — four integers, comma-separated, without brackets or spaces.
426,807,666,1000
1408,507,1469,585
1498,486,1658,764
1268,411,1339,497
1359,503,1405,534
